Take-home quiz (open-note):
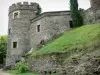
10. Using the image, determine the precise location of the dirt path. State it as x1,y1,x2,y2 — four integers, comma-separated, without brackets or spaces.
0,70,15,75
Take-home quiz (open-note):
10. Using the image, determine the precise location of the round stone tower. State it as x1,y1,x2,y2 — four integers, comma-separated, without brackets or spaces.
90,0,100,11
6,2,39,66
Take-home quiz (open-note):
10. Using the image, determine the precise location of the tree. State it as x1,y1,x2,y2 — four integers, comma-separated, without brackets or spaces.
70,0,83,27
0,35,7,64
36,5,42,16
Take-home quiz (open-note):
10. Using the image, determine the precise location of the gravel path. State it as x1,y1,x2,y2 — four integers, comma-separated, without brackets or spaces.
0,70,15,75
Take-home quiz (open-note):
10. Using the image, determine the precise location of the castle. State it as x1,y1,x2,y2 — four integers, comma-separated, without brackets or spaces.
6,0,100,66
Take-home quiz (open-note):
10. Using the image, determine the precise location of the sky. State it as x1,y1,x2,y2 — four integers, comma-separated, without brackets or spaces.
0,0,90,35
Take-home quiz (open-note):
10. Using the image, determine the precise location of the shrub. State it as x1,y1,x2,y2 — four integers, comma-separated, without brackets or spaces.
36,4,42,16
15,62,30,73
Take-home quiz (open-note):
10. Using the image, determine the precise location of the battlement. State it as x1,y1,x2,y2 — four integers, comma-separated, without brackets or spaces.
9,2,39,14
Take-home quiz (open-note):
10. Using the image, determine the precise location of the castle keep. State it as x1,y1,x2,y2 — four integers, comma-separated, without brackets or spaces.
6,0,100,66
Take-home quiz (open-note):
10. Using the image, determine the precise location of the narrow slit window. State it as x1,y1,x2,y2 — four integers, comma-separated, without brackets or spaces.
37,25,40,32
8,28,11,35
13,42,17,48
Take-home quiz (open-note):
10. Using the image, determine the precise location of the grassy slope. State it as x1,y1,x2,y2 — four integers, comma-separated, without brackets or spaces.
32,23,100,56
8,70,39,75
8,70,55,75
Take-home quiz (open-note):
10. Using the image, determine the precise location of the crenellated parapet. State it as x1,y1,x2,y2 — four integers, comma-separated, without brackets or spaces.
9,2,39,14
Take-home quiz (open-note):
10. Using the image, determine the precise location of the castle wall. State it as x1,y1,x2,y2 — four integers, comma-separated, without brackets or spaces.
8,10,35,54
90,0,100,11
6,2,39,66
29,12,71,50
83,8,95,25
83,0,100,25
6,10,35,65
83,8,100,25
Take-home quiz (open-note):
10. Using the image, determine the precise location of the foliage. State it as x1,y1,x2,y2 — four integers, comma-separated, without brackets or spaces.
70,0,83,27
15,62,30,73
0,35,7,64
31,24,100,56
36,4,42,16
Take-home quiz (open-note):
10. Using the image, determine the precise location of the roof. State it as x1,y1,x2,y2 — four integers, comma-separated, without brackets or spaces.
30,10,70,23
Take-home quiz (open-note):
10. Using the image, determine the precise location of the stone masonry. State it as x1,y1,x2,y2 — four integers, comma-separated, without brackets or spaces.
6,2,72,66
6,2,39,65
84,0,100,25
6,0,100,66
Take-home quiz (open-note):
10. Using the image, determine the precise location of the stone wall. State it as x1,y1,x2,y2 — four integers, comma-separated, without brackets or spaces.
29,11,71,50
28,55,57,73
90,0,100,11
28,54,65,74
83,8,95,25
28,48,100,75
83,8,100,25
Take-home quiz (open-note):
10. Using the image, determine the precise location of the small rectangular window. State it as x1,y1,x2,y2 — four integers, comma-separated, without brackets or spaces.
37,25,40,32
69,21,73,28
13,11,20,19
13,42,17,48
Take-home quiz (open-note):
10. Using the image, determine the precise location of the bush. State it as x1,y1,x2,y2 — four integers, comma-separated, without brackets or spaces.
36,4,42,16
15,62,30,73
0,35,7,64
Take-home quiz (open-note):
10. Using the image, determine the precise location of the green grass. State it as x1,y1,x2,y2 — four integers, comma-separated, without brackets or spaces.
32,23,100,56
8,70,19,74
8,70,39,75
8,70,55,75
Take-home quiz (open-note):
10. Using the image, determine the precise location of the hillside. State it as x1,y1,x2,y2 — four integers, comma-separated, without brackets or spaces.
29,24,100,75
32,23,100,56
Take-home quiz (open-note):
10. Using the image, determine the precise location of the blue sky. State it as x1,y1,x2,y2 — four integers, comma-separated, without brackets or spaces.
0,0,90,35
